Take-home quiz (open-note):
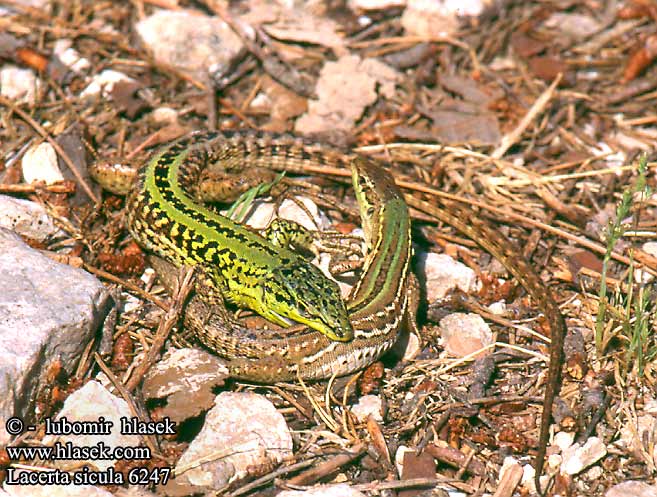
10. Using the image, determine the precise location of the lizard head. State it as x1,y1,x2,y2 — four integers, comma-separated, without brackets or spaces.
262,260,354,342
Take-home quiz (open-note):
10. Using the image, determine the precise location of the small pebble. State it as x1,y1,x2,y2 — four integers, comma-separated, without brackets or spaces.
439,312,493,357
351,395,383,423
80,69,137,99
418,252,479,302
0,65,39,104
561,436,607,475
22,142,64,184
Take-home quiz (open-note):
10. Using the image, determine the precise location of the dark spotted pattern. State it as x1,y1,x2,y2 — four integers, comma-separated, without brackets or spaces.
123,130,354,341
180,154,414,382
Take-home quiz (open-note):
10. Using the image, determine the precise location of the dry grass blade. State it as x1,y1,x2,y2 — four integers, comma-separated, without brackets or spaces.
492,74,562,159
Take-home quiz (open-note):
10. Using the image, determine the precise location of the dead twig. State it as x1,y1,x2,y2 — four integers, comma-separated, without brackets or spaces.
94,352,163,460
283,444,366,486
124,266,195,391
0,180,76,194
223,458,318,497
83,263,170,311
491,459,523,497
352,476,475,493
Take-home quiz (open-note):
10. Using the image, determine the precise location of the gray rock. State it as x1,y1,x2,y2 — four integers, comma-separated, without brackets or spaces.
0,229,112,445
174,392,292,491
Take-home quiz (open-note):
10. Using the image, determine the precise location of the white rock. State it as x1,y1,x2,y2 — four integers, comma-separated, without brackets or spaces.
52,39,90,72
0,65,39,104
21,142,64,185
645,398,657,415
135,10,244,80
80,69,137,99
41,381,143,472
498,457,523,489
400,331,421,361
643,241,657,259
243,196,325,232
547,452,562,469
351,395,383,423
592,142,626,169
150,106,179,125
418,252,478,302
553,430,575,451
278,483,366,497
443,0,494,17
487,301,507,315
0,195,63,242
561,436,607,475
439,312,492,357
174,392,292,490
277,197,327,231
585,465,604,480
606,481,657,497
489,55,517,71
249,91,271,110
543,13,601,39
401,0,459,38
633,267,653,284
0,0,49,9
520,462,536,490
